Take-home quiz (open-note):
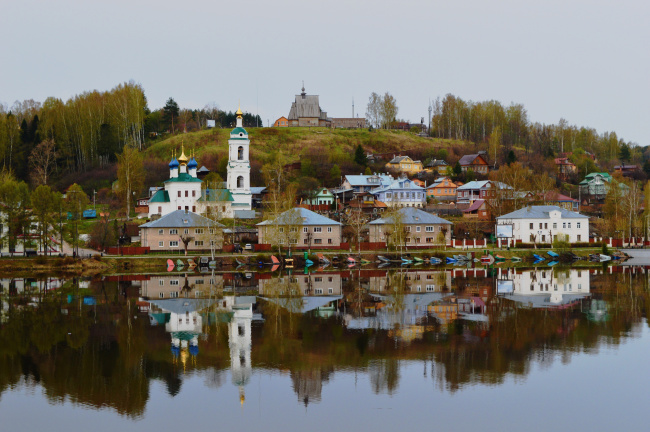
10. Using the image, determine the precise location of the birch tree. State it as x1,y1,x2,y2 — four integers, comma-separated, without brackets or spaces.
116,144,144,220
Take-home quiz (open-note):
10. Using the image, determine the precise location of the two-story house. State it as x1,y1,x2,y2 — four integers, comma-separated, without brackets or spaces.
425,177,457,202
139,209,225,252
456,180,511,204
257,207,342,248
367,207,452,247
496,205,589,246
458,153,489,174
385,155,423,175
425,159,449,175
370,177,426,208
341,174,394,195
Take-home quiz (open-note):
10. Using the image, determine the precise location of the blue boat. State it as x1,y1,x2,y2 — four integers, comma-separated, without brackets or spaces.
401,257,413,264
547,251,559,258
446,257,457,264
305,259,314,267
533,254,545,261
548,261,559,267
430,257,442,265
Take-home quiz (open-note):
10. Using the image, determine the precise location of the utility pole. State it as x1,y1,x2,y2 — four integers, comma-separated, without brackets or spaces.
428,100,432,136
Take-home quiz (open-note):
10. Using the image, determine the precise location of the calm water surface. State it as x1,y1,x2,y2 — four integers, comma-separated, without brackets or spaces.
1,266,649,431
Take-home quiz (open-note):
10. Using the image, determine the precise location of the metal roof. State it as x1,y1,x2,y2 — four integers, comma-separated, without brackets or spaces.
140,209,225,228
344,174,394,187
149,189,170,203
257,207,341,226
197,188,234,202
288,94,327,120
371,178,425,194
458,154,487,166
496,205,588,220
163,172,202,184
368,207,453,225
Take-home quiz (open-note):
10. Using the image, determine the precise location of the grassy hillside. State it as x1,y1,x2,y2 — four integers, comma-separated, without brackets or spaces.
145,127,468,165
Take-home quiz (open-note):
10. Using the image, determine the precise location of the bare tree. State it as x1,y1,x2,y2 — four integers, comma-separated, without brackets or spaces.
29,139,57,186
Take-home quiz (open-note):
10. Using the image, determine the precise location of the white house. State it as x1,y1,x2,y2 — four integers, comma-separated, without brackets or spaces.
370,177,426,208
496,205,589,246
496,268,590,308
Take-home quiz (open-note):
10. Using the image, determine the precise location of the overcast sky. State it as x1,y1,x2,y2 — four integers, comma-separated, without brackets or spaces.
1,0,648,144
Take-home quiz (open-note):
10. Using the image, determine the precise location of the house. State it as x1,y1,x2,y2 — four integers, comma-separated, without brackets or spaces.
301,188,335,211
456,180,511,204
579,172,611,199
412,178,426,188
331,118,366,128
257,207,342,248
367,207,453,247
346,192,387,216
196,188,235,218
528,191,579,212
425,159,449,175
287,85,330,127
554,157,577,179
385,155,423,175
273,116,289,127
341,174,394,194
370,177,426,208
462,199,491,219
139,209,225,252
425,177,457,202
495,205,589,246
614,164,639,177
458,153,489,174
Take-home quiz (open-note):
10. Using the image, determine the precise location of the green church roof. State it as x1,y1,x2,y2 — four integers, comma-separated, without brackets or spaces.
231,127,248,136
164,173,203,184
149,190,170,203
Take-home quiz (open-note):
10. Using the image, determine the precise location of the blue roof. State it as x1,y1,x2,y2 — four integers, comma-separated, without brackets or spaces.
257,207,341,226
344,174,394,187
496,205,588,220
140,209,225,228
371,178,424,194
368,207,452,225
169,158,179,169
187,157,198,169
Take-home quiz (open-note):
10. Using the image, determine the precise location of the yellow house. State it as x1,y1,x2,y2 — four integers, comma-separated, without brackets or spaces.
385,155,423,175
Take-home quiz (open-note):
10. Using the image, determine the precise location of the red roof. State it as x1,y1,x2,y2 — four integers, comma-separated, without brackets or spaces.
463,199,486,213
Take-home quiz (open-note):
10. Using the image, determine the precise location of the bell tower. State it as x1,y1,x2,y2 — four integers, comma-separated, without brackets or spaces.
226,104,252,211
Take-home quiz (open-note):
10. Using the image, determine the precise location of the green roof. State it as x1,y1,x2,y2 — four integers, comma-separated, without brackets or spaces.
164,173,203,184
231,127,248,136
197,188,234,202
149,190,170,203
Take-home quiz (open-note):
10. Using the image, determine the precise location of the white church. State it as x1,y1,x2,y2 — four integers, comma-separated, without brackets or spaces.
148,106,254,219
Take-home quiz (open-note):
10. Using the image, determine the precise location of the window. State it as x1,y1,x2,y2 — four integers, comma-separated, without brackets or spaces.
159,279,164,286
195,279,204,285
314,277,323,282
158,241,164,247
158,206,162,213
539,223,542,229
279,227,284,233
185,190,188,197
237,176,244,188
313,227,322,233
328,288,333,294
159,292,164,298
170,241,179,247
192,206,196,212
194,241,204,246
290,227,298,232
328,238,333,244
178,191,181,198
158,229,164,235
170,292,179,298
577,235,581,241
416,226,421,232
405,227,411,232
426,237,433,243
315,289,323,295
386,193,392,199
170,229,178,235
529,223,533,229
563,222,566,228
195,228,204,234
577,222,581,228
327,227,332,233
289,238,298,244
567,223,571,228
238,146,244,160
303,227,308,233
192,190,196,197
170,280,180,286
544,223,548,229
426,226,434,232
553,223,557,229
314,239,322,244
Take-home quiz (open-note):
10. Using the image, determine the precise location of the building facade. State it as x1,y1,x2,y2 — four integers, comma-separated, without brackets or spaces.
385,156,423,175
287,85,330,127
496,205,589,245
257,207,342,248
426,177,457,202
140,209,224,252
367,207,452,246
458,153,489,174
370,177,426,208
227,106,253,213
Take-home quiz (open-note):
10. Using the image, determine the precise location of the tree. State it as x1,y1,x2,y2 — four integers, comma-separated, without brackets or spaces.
506,150,516,165
345,209,368,256
116,145,144,220
261,152,297,255
366,92,381,129
65,184,90,257
619,143,631,163
453,162,462,177
329,164,341,186
0,171,30,255
162,97,180,133
89,213,117,251
380,92,398,129
354,144,367,166
31,185,56,255
29,138,57,186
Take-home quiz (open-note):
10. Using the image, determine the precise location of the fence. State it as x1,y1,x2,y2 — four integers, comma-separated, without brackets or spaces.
105,246,150,255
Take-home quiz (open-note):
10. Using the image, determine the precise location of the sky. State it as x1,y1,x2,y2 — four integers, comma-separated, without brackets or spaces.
1,0,648,144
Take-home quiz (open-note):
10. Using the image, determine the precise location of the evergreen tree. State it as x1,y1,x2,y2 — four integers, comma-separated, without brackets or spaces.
453,161,462,176
506,150,517,165
619,143,631,163
162,98,180,132
354,144,367,166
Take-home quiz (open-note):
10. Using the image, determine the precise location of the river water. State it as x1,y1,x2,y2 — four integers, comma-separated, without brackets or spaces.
1,266,648,431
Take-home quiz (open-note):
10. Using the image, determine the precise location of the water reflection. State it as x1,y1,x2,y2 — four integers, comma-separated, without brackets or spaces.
0,267,648,418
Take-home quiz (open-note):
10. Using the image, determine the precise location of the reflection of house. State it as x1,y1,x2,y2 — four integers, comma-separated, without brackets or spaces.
141,274,224,299
261,294,342,315
426,177,457,202
368,207,452,246
257,208,342,248
496,205,589,245
139,209,225,252
370,177,426,208
497,268,590,308
366,270,451,293
385,156,423,175
258,272,343,296
458,153,489,174
428,298,457,324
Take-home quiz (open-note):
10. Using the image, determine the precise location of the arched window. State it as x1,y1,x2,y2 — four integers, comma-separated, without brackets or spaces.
238,146,244,160
237,176,244,188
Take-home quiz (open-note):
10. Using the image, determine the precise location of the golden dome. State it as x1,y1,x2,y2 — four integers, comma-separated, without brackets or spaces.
236,102,243,118
178,143,189,165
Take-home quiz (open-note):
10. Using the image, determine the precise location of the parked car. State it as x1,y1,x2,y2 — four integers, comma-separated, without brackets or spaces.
244,243,253,251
